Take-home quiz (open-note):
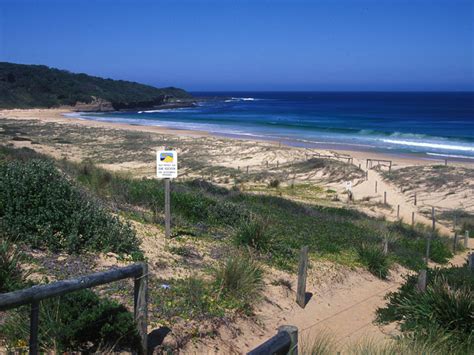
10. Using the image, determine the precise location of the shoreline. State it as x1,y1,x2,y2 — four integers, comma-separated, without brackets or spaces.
0,108,472,168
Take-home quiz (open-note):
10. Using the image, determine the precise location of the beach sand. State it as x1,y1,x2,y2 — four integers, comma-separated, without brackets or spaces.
1,108,472,352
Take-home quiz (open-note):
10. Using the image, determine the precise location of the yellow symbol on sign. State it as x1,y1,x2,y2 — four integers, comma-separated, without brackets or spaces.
160,152,174,163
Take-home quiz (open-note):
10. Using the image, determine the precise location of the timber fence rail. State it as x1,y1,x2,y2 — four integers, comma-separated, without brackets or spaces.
0,262,148,354
248,325,298,355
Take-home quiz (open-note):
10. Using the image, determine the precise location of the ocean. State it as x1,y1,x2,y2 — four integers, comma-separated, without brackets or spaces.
73,92,474,161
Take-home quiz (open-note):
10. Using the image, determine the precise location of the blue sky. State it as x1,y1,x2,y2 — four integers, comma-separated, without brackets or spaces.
0,0,472,91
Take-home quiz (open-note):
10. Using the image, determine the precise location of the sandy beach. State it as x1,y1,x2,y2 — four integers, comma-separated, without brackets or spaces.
1,108,473,353
2,108,472,228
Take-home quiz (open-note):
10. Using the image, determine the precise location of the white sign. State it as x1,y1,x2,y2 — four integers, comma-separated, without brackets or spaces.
344,181,352,192
157,150,178,179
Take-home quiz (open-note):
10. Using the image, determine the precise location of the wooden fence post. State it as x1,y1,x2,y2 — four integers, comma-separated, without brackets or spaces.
164,178,171,238
417,270,427,292
134,263,148,353
426,207,434,262
384,191,387,205
453,232,458,253
29,300,40,355
397,205,400,219
279,325,298,355
414,193,417,206
296,246,309,308
365,170,368,181
465,231,470,248
375,181,377,193
412,212,415,226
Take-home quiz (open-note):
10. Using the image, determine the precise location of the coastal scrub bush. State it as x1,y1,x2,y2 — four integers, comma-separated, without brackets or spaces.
233,217,271,251
377,266,474,351
0,289,142,353
0,159,141,256
357,244,391,279
213,254,264,312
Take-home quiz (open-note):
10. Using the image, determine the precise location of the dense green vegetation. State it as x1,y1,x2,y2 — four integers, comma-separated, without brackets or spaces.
0,149,142,257
1,289,142,353
67,155,454,274
0,146,455,276
376,266,474,354
0,62,191,109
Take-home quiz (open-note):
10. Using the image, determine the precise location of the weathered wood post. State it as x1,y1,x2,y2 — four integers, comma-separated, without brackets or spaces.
384,191,387,205
397,205,400,219
246,165,249,174
279,325,298,355
412,212,415,226
134,263,148,353
426,207,434,262
365,170,368,181
414,193,417,206
383,238,388,255
465,231,470,248
453,232,458,253
29,300,40,355
164,178,171,238
375,181,378,193
358,163,361,169
296,246,309,308
417,269,427,292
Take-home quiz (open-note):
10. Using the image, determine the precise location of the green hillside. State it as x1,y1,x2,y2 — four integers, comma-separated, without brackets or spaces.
0,62,192,110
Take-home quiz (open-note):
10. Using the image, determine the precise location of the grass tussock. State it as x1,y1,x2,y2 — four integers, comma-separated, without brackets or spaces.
377,266,473,352
213,254,264,311
357,244,391,279
233,217,271,251
0,238,29,293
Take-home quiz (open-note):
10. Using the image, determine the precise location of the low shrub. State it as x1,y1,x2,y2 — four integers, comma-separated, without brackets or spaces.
0,159,141,256
213,254,264,312
268,179,280,188
234,218,270,251
357,244,391,279
0,289,142,353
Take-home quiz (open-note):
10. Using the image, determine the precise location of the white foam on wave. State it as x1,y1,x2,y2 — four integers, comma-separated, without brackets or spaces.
225,97,260,102
382,139,474,152
426,152,474,160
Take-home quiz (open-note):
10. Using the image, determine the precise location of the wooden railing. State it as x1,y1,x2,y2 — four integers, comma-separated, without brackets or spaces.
0,262,148,354
247,325,298,355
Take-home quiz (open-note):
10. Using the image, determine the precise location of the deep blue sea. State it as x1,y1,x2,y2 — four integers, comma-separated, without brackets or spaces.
74,92,474,161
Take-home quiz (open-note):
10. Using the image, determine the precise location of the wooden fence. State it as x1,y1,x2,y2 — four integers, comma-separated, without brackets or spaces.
248,325,298,355
0,262,148,354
